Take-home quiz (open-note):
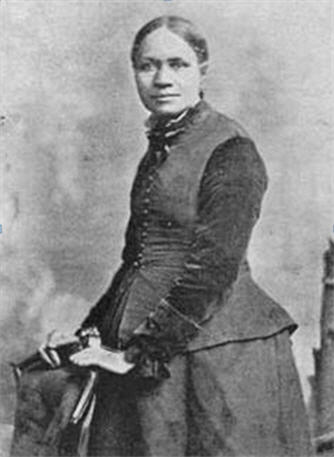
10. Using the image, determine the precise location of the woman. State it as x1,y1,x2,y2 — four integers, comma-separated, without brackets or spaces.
12,15,312,457
68,15,312,456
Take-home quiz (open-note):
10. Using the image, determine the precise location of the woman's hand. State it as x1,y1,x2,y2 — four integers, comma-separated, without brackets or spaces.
70,347,134,374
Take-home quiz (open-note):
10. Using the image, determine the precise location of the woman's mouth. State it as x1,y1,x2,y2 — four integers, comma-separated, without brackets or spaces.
152,94,180,100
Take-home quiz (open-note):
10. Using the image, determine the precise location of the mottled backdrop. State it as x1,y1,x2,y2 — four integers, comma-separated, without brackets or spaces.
0,0,333,429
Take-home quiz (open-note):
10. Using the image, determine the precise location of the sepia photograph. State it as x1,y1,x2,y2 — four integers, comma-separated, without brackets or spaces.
0,0,333,455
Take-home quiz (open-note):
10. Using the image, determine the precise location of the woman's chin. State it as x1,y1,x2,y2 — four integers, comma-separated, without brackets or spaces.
148,101,185,117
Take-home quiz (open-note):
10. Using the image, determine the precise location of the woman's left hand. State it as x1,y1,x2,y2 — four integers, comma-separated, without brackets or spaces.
70,347,134,374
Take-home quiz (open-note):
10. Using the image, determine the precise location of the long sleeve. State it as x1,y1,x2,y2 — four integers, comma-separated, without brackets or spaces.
78,262,127,332
125,137,268,375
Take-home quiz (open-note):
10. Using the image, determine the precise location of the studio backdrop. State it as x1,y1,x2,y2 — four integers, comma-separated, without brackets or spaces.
0,0,333,434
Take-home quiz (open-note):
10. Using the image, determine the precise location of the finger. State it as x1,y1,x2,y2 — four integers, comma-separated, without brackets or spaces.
70,356,90,366
70,349,96,366
70,352,86,363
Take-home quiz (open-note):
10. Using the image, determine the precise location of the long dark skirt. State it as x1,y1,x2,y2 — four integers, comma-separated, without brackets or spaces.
88,330,312,456
10,367,87,456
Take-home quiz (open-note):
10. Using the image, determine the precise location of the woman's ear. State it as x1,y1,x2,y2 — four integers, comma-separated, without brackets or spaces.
199,63,208,98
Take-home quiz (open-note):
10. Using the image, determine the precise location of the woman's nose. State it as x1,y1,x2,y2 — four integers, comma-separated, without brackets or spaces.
153,64,173,87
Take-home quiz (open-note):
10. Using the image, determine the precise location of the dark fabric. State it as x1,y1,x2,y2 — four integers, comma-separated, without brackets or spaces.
11,102,311,456
88,330,312,457
186,332,312,457
80,101,296,370
76,101,310,455
10,368,87,456
126,137,269,363
156,137,268,318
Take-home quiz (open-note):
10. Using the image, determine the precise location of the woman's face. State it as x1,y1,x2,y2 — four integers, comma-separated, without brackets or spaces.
134,27,203,117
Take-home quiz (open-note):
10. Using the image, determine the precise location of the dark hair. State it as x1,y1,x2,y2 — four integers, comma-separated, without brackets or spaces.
131,15,209,69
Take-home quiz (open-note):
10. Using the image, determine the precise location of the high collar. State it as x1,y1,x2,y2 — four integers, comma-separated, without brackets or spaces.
145,100,212,143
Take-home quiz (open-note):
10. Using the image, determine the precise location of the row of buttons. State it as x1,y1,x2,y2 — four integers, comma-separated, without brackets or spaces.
133,168,156,268
131,148,176,269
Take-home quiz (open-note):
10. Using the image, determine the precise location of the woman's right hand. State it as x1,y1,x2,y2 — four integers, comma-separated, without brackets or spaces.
70,347,134,374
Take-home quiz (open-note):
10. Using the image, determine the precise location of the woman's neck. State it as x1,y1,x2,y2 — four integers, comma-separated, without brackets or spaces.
147,99,202,130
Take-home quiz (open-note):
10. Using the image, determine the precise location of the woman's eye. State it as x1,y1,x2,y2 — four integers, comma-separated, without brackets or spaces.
138,62,154,72
169,61,189,70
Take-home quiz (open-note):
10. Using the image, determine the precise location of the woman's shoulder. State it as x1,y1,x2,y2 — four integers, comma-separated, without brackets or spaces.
202,136,268,196
196,103,259,163
201,102,249,141
199,104,265,172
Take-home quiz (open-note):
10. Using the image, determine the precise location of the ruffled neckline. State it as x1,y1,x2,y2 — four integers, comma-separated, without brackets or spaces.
145,100,211,142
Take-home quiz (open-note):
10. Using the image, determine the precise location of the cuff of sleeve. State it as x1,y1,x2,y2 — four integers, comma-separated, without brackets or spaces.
133,299,202,347
125,299,202,380
124,336,170,380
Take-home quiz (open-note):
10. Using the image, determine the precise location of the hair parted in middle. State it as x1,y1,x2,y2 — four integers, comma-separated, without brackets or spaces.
131,15,209,71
